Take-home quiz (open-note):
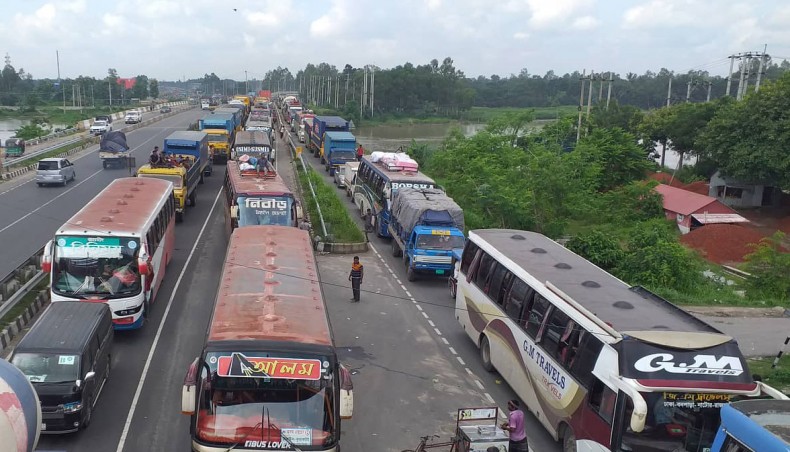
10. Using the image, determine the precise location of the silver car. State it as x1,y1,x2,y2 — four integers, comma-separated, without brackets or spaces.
36,157,76,187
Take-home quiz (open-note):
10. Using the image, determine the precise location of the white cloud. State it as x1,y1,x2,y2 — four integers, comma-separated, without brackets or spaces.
310,0,350,38
526,0,593,29
426,0,442,11
572,15,600,30
514,31,530,40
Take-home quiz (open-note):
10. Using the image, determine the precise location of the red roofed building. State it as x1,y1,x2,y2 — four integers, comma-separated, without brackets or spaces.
654,184,749,234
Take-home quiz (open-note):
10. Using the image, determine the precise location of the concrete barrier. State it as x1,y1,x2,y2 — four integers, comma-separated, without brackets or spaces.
0,289,50,353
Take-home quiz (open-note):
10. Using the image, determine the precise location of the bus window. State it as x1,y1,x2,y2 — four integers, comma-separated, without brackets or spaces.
485,263,509,299
525,294,551,338
720,435,750,452
495,271,515,307
474,253,495,290
589,379,616,425
543,308,571,360
570,332,603,389
504,279,534,324
460,241,479,274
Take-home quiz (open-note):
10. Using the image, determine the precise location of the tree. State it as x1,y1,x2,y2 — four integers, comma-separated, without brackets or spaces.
575,128,653,191
567,229,625,273
699,72,790,189
149,79,159,99
589,100,644,135
663,101,717,170
638,107,674,166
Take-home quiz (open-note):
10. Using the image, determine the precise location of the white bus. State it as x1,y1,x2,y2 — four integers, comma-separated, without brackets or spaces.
43,178,176,330
453,229,786,452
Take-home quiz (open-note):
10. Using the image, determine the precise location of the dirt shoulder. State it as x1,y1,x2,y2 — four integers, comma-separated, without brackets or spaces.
682,305,789,318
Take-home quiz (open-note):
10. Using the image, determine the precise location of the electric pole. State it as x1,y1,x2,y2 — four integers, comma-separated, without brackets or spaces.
598,73,604,102
576,70,586,142
755,44,768,92
725,55,736,96
666,76,672,107
706,81,712,102
606,72,613,109
736,53,750,100
686,77,692,102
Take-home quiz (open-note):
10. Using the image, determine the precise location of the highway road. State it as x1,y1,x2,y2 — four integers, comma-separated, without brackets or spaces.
284,123,561,452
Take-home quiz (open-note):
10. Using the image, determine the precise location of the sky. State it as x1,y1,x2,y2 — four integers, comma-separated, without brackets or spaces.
1,0,789,82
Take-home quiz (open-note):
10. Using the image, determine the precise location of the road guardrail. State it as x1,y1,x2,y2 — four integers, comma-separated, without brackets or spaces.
0,246,46,320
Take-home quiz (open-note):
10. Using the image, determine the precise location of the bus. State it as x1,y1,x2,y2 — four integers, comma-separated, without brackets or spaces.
711,400,790,452
452,229,787,452
42,178,176,330
232,130,274,165
352,154,438,239
181,226,354,451
223,160,299,233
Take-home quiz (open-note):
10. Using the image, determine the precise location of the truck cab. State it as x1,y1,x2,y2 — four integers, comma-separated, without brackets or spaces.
322,131,358,176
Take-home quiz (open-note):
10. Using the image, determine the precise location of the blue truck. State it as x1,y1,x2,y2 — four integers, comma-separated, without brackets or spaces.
164,130,213,180
322,131,358,176
213,107,243,131
308,115,349,158
388,188,466,281
198,114,235,163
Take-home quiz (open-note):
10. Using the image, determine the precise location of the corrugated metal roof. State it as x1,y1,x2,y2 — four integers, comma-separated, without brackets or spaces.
691,213,750,224
227,161,292,197
655,183,724,215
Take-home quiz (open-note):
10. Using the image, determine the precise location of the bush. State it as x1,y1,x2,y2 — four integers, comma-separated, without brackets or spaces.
743,231,790,302
296,163,365,243
566,229,624,273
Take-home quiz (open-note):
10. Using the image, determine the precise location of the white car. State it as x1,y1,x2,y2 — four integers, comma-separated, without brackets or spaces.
125,111,142,124
90,120,112,135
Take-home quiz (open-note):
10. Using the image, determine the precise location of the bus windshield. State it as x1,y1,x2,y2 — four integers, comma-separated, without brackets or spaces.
237,196,292,227
196,353,336,448
416,233,465,251
52,235,142,299
621,392,736,452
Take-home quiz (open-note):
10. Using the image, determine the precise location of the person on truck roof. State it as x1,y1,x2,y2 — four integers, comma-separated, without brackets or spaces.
150,146,163,167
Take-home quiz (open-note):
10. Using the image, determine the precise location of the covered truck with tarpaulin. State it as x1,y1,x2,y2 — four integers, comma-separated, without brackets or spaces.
99,131,132,169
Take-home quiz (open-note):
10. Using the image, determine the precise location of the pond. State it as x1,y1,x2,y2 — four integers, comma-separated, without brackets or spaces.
0,119,70,145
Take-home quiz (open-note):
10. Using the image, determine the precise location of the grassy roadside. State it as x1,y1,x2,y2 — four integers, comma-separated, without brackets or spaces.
6,136,97,170
0,279,48,330
747,355,790,393
296,161,365,243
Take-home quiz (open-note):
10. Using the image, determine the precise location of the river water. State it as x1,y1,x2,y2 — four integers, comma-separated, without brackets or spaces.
0,119,69,146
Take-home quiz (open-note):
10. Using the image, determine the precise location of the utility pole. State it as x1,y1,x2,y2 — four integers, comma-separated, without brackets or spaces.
371,68,375,119
345,73,349,106
576,69,586,142
585,71,594,126
598,73,604,102
725,55,736,97
686,77,692,102
736,53,749,100
108,79,112,109
742,54,753,97
706,81,712,102
56,50,65,113
755,44,768,92
245,70,248,94
606,72,613,109
666,76,672,107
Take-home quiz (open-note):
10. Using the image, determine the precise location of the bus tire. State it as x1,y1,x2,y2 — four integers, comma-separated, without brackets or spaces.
561,426,577,452
407,264,417,282
480,335,494,372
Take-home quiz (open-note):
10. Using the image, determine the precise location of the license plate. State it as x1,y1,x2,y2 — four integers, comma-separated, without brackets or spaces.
41,423,46,431
436,270,445,275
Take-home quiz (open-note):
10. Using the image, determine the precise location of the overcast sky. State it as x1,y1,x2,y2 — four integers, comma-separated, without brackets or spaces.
2,0,789,82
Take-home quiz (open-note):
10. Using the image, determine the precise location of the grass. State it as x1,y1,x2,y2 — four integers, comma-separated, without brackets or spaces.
7,136,96,170
747,355,790,393
296,162,365,243
0,279,48,330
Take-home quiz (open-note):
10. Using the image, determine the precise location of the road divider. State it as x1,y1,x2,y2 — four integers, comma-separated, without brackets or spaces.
0,246,49,354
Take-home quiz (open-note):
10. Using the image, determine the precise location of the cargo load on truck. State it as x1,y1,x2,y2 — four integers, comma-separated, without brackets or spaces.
392,188,465,235
99,131,132,169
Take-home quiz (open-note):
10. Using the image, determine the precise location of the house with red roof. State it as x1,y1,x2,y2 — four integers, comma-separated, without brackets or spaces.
654,184,749,234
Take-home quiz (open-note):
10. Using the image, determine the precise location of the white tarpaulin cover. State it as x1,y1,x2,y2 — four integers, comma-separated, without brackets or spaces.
392,188,464,233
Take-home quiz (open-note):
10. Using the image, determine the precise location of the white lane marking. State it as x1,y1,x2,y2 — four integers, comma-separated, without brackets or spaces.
416,305,423,311
421,311,429,319
475,379,485,390
0,131,167,229
427,320,435,327
465,368,474,376
449,347,458,355
441,337,450,345
434,328,443,336
457,356,466,366
484,393,496,404
404,290,412,297
115,187,222,452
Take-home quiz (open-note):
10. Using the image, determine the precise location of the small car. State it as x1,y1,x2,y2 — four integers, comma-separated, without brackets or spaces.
36,157,76,186
160,106,172,113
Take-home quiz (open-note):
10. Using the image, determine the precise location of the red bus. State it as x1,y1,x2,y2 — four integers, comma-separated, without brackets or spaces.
43,177,176,329
181,226,353,451
223,160,300,233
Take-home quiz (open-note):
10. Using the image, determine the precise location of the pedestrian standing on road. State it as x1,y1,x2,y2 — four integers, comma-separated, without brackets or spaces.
501,399,528,452
356,144,364,162
348,256,364,302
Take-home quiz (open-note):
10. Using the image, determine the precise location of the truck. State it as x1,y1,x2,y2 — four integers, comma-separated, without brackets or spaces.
322,131,358,176
136,131,212,222
3,137,25,158
388,188,466,281
198,114,235,163
213,107,243,131
308,115,350,158
98,131,131,169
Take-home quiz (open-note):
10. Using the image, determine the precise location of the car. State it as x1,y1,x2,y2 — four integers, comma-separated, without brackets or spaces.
160,106,172,113
36,157,76,186
124,111,142,124
89,120,112,135
94,115,112,124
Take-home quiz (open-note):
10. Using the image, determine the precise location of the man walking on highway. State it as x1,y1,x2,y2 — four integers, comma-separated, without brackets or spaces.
348,256,364,302
356,143,364,162
501,399,528,452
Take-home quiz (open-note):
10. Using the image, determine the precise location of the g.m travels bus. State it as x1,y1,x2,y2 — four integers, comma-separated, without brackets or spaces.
352,154,438,239
452,229,787,452
223,160,299,233
181,226,353,451
42,178,176,330
710,399,790,452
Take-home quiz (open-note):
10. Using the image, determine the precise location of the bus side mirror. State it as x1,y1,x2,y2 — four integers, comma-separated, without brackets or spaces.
137,252,150,277
42,240,54,273
339,364,354,420
230,205,239,220
181,357,199,415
